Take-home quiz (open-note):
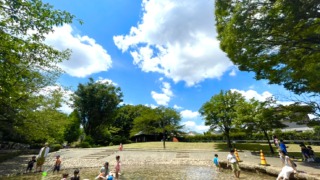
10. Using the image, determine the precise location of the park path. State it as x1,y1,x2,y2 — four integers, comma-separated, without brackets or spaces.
0,147,319,179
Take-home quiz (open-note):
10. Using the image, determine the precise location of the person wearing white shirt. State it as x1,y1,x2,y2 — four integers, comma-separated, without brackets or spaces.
227,149,241,178
35,143,50,172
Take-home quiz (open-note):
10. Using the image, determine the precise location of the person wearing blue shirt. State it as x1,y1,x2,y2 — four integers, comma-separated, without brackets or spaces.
279,140,288,155
213,154,221,171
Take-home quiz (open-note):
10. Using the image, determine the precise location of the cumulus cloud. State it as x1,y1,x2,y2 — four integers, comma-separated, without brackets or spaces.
180,110,200,119
114,0,233,86
231,89,295,106
96,77,118,86
231,89,273,101
173,104,183,110
45,24,112,77
151,82,173,106
182,121,209,132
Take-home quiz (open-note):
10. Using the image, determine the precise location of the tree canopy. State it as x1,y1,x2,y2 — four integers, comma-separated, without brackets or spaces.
215,0,320,94
131,106,182,148
235,98,287,153
0,0,76,142
73,78,123,144
199,90,245,148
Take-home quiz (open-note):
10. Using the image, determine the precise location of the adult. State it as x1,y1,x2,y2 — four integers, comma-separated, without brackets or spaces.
277,150,297,180
227,149,241,178
35,143,50,172
299,143,310,162
279,140,288,155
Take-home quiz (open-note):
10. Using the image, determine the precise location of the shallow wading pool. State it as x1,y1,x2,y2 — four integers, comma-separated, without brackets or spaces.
6,164,276,180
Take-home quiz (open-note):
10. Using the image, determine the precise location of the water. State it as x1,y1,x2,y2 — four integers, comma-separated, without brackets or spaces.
5,165,276,180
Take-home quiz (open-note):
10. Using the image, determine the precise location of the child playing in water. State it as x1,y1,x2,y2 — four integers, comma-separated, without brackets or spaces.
213,154,221,171
26,156,36,173
53,155,62,173
71,169,80,180
96,161,113,180
115,155,121,180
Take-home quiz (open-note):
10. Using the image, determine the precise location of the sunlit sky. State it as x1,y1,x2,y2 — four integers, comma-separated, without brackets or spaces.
43,0,293,133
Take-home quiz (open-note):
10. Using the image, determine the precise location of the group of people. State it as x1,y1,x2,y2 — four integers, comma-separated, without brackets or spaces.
300,143,315,162
212,149,241,178
95,155,121,180
25,143,122,180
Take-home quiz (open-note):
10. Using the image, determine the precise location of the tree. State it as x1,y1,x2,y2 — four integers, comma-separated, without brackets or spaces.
235,98,286,154
64,110,81,143
215,0,320,94
113,104,149,143
131,106,182,149
73,78,123,144
199,90,245,148
0,0,76,141
14,89,70,143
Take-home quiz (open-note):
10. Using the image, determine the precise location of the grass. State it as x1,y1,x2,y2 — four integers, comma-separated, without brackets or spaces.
120,142,320,157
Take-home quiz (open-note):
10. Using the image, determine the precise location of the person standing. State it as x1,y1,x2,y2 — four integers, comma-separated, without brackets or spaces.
35,143,50,172
277,150,297,180
227,149,241,178
115,155,121,180
213,154,221,171
279,140,288,155
273,135,279,148
53,155,62,173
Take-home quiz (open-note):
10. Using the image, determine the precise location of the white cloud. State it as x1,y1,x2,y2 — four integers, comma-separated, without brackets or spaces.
182,121,209,133
96,77,118,86
144,104,158,109
151,82,173,106
173,104,183,110
114,0,233,86
45,24,112,77
180,110,200,119
38,85,74,114
231,89,273,101
229,69,236,76
231,89,295,106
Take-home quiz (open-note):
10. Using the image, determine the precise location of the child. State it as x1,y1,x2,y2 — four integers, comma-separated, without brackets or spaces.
95,161,110,179
227,149,241,178
53,155,62,173
26,156,36,173
213,154,221,171
61,173,68,180
115,155,121,180
71,169,80,180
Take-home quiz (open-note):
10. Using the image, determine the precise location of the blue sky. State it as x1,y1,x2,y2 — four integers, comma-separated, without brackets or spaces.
42,0,293,133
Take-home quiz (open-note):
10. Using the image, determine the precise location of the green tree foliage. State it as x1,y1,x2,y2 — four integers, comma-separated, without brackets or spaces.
73,78,123,145
0,0,75,141
199,90,245,148
64,110,81,143
235,98,287,154
131,106,182,148
14,89,69,143
215,0,320,94
113,104,150,143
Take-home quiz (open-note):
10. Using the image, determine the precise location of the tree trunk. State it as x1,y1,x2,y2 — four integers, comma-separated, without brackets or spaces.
263,129,274,154
163,133,166,149
225,129,232,149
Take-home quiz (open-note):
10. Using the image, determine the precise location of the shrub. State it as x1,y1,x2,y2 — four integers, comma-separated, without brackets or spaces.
50,144,62,151
109,142,113,146
79,142,91,148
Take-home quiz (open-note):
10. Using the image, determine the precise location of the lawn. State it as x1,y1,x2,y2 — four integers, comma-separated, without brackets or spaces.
121,142,320,157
